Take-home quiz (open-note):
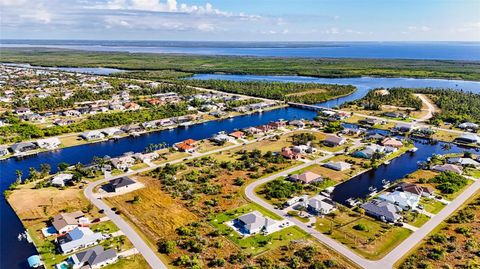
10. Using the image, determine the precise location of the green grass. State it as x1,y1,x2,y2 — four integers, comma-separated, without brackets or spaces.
408,213,430,228
315,210,413,260
91,220,120,234
102,255,151,269
420,198,445,214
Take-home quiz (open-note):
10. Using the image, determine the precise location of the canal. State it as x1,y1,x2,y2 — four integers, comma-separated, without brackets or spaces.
2,72,479,268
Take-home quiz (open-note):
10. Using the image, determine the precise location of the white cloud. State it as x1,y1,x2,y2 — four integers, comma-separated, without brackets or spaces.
407,25,431,32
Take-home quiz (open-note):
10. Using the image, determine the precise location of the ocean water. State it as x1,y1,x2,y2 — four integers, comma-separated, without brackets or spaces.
1,40,480,60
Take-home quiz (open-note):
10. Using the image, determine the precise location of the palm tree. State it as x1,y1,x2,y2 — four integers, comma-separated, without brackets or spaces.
15,170,23,183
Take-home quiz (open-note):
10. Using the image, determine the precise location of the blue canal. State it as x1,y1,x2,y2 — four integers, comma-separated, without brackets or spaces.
1,74,479,268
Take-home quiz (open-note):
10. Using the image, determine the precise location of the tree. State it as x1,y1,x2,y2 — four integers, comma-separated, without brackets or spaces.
40,163,51,177
57,162,70,171
158,239,176,254
15,170,23,182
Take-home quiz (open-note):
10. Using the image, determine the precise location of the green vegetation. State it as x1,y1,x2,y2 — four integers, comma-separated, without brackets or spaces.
417,88,480,124
182,79,356,104
343,88,422,110
3,48,480,80
260,179,304,199
0,103,190,144
399,195,480,269
428,171,468,194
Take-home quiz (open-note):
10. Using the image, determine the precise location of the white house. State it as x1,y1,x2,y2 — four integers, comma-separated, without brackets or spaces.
0,146,9,156
36,137,61,149
323,161,352,171
306,195,336,215
378,191,420,210
80,131,105,141
51,173,74,187
233,211,278,235
57,227,103,253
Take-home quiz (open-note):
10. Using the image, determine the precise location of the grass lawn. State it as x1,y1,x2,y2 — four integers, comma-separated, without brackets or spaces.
290,163,350,183
409,214,430,228
466,168,480,179
130,163,149,170
102,256,151,269
91,220,120,234
419,198,445,214
315,208,412,260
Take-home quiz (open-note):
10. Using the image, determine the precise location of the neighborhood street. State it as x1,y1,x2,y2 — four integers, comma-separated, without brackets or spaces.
244,148,480,269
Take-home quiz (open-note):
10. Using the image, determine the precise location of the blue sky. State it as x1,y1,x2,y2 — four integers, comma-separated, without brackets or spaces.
1,0,479,41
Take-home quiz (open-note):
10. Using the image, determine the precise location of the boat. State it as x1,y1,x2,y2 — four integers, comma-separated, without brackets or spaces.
384,160,390,165
409,147,418,152
368,186,378,197
346,198,361,207
382,179,391,189
179,122,192,128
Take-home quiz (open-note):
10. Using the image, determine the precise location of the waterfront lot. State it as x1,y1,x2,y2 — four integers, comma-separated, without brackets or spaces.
315,206,412,260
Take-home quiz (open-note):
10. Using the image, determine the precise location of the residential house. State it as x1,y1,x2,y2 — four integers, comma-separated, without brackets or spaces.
80,131,105,141
36,137,61,149
342,128,363,136
51,173,74,187
447,157,480,167
307,195,336,215
121,124,143,134
243,126,262,135
211,133,234,145
280,147,302,160
268,121,286,129
323,161,352,171
458,122,479,130
229,131,245,139
63,110,82,117
0,146,10,156
10,142,38,154
381,137,403,148
353,144,386,159
322,135,347,147
431,164,463,174
70,246,118,269
378,191,421,210
292,145,317,154
289,171,323,184
233,211,277,235
101,127,123,137
289,120,306,128
107,177,137,193
174,139,198,153
57,227,103,253
384,112,407,119
455,134,480,145
361,200,402,223
365,133,385,141
52,211,87,234
110,155,135,170
359,118,380,127
394,123,413,133
133,152,159,163
14,107,32,116
398,183,435,198
124,102,140,110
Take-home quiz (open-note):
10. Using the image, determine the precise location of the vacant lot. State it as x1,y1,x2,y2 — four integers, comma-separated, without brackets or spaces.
397,193,480,269
316,206,412,260
106,175,198,240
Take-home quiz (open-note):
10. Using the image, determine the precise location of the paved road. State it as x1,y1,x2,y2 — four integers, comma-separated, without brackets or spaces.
378,179,480,266
83,130,298,268
414,94,437,122
289,102,474,137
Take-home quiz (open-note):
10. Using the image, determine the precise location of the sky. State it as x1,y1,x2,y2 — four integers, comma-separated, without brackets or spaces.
1,0,480,41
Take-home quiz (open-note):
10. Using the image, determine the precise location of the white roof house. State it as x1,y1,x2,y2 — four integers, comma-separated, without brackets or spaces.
378,191,420,210
233,211,278,235
80,131,105,141
307,195,336,215
36,137,61,149
447,157,480,167
101,127,122,137
324,161,352,171
58,227,103,253
51,173,74,187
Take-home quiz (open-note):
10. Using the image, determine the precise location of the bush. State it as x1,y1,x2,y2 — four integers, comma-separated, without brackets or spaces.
353,223,368,231
157,240,176,254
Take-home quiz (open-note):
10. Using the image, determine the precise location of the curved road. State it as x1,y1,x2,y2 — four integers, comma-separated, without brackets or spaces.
244,152,480,269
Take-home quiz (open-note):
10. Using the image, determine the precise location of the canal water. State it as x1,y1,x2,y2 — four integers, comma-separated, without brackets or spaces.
2,72,479,268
